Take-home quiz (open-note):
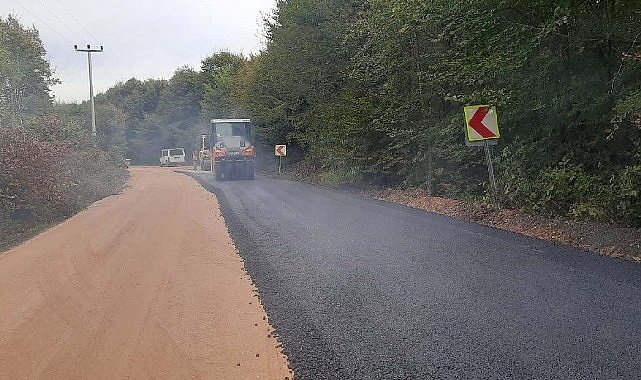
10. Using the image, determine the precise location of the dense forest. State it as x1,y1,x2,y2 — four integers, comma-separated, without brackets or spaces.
249,0,641,227
2,0,641,232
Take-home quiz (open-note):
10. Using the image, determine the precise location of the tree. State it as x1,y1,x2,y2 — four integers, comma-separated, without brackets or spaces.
247,0,364,168
200,52,247,118
0,15,58,127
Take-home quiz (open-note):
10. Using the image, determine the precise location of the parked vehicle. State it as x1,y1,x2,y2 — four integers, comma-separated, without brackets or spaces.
159,148,186,166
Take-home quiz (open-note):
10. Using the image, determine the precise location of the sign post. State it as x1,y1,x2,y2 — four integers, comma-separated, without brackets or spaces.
464,105,500,191
483,140,496,190
275,145,287,174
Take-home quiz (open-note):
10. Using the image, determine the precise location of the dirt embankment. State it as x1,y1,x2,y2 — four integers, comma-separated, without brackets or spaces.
0,166,293,379
367,188,641,262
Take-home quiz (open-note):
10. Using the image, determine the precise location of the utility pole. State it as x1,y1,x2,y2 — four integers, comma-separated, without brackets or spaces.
74,44,103,137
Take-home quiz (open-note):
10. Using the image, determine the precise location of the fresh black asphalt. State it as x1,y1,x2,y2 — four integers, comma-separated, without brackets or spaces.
189,172,641,379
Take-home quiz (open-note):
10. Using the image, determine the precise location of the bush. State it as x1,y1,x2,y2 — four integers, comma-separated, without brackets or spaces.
0,125,68,220
605,165,641,226
0,116,128,227
498,163,641,227
532,165,604,220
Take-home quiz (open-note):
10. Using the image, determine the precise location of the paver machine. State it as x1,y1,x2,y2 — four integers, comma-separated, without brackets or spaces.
210,118,255,180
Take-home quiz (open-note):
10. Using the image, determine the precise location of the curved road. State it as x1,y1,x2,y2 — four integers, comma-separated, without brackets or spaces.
192,172,641,379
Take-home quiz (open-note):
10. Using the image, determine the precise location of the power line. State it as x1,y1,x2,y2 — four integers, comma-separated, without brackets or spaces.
32,0,86,44
11,0,74,44
54,52,84,80
52,0,100,43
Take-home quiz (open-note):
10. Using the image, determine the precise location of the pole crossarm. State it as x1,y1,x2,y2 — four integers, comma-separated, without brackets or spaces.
74,45,104,53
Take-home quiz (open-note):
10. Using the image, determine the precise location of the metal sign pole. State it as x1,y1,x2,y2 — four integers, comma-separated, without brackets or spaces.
464,105,499,193
484,140,497,191
275,145,286,174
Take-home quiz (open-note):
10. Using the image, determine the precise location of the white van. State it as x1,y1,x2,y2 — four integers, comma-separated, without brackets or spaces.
159,148,186,166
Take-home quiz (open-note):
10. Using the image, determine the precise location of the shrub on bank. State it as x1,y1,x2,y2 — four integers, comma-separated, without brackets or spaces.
499,164,641,227
0,117,128,247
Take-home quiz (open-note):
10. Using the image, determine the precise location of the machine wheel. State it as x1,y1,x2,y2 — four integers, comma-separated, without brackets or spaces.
214,166,223,181
224,164,234,180
247,162,255,180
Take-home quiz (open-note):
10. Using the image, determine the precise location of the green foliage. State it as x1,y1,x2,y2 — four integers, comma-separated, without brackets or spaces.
234,0,641,226
96,55,257,165
499,162,641,225
97,66,208,164
0,15,59,127
53,102,128,156
9,1,636,227
530,165,603,219
605,165,641,225
245,0,363,158
0,117,127,223
200,52,247,118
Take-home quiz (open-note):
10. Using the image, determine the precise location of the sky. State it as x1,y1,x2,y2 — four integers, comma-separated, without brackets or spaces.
2,0,277,103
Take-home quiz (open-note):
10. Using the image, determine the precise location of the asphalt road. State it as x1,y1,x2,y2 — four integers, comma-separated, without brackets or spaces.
191,172,641,379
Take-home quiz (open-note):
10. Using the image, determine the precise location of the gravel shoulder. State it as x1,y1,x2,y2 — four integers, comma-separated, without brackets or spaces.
365,188,641,262
0,167,292,379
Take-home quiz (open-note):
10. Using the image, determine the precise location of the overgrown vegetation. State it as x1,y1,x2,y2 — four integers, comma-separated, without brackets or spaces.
73,1,641,227
240,0,641,227
5,0,640,230
0,16,127,250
